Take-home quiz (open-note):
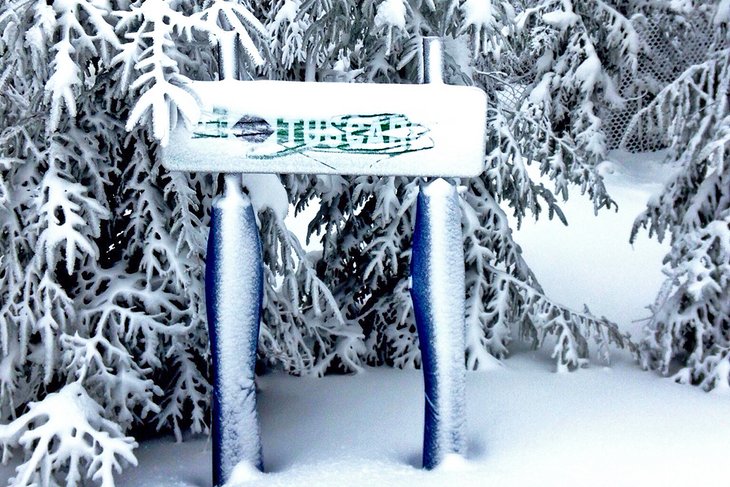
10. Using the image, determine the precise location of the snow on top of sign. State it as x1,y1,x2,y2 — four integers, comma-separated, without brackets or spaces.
182,79,484,122
374,0,407,30
242,173,289,220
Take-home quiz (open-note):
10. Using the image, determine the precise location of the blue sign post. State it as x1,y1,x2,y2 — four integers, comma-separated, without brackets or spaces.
163,36,484,486
411,179,467,469
206,174,264,485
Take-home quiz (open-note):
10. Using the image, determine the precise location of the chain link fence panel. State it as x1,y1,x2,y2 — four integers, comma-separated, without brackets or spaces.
605,9,720,152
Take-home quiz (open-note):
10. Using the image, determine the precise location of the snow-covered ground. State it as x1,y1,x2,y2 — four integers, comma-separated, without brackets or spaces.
511,150,673,334
3,152,728,486
116,353,729,487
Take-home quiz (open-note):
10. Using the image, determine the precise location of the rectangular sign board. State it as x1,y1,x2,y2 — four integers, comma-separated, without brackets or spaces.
162,80,487,177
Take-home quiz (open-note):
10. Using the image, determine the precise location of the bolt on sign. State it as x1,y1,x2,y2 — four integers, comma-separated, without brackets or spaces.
163,80,488,177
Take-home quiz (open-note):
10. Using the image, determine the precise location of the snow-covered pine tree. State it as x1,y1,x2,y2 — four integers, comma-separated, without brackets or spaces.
627,1,730,391
0,0,356,485
511,0,638,211
0,1,145,485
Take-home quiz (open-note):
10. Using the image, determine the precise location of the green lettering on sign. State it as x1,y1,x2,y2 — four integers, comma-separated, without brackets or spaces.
194,111,434,158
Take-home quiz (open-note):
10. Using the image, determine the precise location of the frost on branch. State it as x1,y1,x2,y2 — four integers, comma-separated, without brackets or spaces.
302,175,423,368
116,139,211,438
0,383,137,487
258,200,365,376
265,0,308,78
194,0,268,70
640,211,730,391
462,160,631,372
458,0,515,56
116,0,267,144
38,155,109,276
373,0,408,57
115,1,204,145
265,0,354,81
43,0,119,132
513,0,638,212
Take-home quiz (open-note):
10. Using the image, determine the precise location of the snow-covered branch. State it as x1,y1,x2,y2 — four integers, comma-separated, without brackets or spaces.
0,383,137,487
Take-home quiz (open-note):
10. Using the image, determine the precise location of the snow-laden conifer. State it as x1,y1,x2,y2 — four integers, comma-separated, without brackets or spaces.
292,0,636,371
0,0,362,482
0,0,258,484
628,2,730,391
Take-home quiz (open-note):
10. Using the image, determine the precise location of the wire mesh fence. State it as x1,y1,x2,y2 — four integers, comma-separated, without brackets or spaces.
606,9,720,153
497,9,719,154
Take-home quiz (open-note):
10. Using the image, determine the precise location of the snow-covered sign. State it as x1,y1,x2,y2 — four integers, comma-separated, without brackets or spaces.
163,80,487,177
